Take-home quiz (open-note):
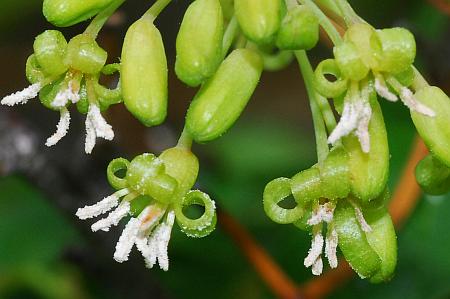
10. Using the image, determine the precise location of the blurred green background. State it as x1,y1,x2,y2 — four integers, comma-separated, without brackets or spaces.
0,1,449,299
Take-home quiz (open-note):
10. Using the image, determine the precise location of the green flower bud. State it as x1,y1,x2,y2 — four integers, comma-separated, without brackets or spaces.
276,6,319,51
260,50,294,72
26,55,46,84
334,201,382,279
186,48,263,142
415,154,450,195
159,147,200,201
235,0,283,44
393,66,414,87
333,41,369,81
219,0,234,20
39,76,66,111
344,23,379,70
411,86,450,167
175,0,224,87
343,97,389,202
66,34,107,74
43,0,115,27
174,190,217,238
314,59,348,98
364,200,397,283
126,154,178,204
373,28,416,74
121,18,168,127
33,30,68,77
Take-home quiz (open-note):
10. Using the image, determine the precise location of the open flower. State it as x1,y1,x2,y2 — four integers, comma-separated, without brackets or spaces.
76,147,217,270
1,30,120,154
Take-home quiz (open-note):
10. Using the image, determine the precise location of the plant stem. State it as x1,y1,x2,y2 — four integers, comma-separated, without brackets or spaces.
84,0,126,38
144,0,173,21
316,94,337,133
298,0,343,45
296,50,330,162
222,16,239,57
334,0,363,26
177,127,193,150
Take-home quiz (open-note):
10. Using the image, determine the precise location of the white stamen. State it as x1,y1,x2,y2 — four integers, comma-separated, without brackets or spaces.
45,107,71,147
114,217,141,263
76,188,130,220
52,80,80,108
304,228,324,268
1,83,41,106
400,87,435,117
84,104,115,154
311,256,323,276
328,99,372,153
91,201,131,232
354,103,372,153
84,117,96,154
325,227,338,269
89,104,114,140
307,203,335,226
155,211,175,271
375,78,398,102
349,200,372,233
328,100,359,146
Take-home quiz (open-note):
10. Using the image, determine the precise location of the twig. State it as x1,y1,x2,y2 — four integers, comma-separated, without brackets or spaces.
217,210,302,299
428,0,450,16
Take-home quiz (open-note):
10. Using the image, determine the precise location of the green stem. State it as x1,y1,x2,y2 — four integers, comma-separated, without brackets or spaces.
144,0,173,21
296,50,330,162
84,0,126,38
177,127,193,149
334,0,363,26
222,16,239,57
316,94,337,133
298,0,343,45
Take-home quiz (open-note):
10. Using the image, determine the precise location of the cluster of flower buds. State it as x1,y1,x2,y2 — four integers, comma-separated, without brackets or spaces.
1,0,449,281
76,146,216,270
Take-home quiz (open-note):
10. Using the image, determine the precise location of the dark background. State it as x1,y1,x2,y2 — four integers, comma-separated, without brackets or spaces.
0,1,449,298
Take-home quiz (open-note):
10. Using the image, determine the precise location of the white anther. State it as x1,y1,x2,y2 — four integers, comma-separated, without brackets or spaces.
400,87,435,117
1,83,41,106
113,216,141,263
375,78,398,102
91,201,131,232
45,107,71,147
325,227,338,269
84,104,114,154
89,104,114,140
84,116,96,154
76,188,130,220
354,102,372,153
149,210,175,271
349,200,372,233
311,256,323,276
304,228,324,268
328,99,372,153
52,80,80,108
